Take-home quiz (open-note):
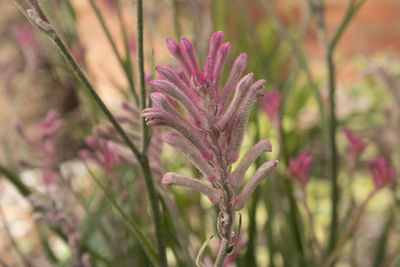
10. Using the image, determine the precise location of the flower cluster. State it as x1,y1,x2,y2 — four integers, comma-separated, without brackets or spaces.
142,31,278,214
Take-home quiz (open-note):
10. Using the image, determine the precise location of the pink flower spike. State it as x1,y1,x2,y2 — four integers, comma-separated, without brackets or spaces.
287,151,313,190
259,90,281,128
367,156,396,190
343,128,366,162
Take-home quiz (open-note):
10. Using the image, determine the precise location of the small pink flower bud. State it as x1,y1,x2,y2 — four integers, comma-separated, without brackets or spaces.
287,151,313,190
366,156,396,190
343,128,366,163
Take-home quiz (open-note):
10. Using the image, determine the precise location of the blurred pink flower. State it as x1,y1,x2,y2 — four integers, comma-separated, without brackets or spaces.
12,23,35,50
16,109,63,185
287,151,313,190
343,128,366,163
259,90,281,128
366,156,396,190
38,110,63,138
82,137,117,173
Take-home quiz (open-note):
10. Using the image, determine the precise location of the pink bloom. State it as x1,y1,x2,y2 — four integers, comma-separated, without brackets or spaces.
343,128,366,162
259,90,281,128
143,31,278,211
366,156,396,190
287,151,313,190
83,137,117,172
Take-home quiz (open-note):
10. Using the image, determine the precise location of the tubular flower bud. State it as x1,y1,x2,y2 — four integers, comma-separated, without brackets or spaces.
231,139,272,188
234,160,279,211
162,173,222,204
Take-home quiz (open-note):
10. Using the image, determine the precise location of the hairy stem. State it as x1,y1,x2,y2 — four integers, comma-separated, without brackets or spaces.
136,0,168,266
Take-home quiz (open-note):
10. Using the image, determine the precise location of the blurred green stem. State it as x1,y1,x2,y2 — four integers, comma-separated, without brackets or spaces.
172,0,181,39
87,0,139,103
258,0,327,135
308,0,366,257
372,209,394,267
323,190,374,266
84,163,158,264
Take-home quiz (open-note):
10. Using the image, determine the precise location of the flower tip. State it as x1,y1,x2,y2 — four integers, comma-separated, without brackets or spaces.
211,31,223,41
166,38,180,53
220,42,231,51
161,173,173,185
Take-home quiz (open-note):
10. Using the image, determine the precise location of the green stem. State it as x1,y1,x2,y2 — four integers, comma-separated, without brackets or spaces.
84,163,158,264
136,0,150,154
319,0,367,256
136,1,168,266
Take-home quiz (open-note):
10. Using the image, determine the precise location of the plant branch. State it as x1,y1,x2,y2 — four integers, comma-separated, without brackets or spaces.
136,1,168,266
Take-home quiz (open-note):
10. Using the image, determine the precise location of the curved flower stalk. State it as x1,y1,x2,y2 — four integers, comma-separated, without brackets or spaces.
142,31,278,266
